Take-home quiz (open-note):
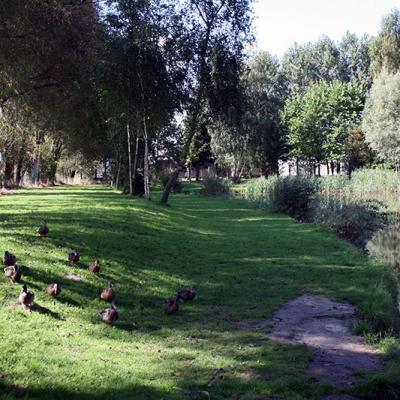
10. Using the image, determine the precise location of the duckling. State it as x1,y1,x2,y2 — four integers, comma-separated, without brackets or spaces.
89,259,100,273
100,282,116,302
47,282,61,297
176,286,197,302
164,295,179,315
3,251,16,266
19,284,35,310
3,264,22,283
99,303,118,324
37,220,49,237
68,251,80,265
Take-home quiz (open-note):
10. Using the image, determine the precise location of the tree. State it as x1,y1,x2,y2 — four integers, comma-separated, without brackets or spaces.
160,0,254,204
283,80,364,173
282,36,343,95
187,114,214,181
362,71,400,166
338,31,372,90
371,9,400,75
343,128,374,176
242,51,288,176
101,0,179,198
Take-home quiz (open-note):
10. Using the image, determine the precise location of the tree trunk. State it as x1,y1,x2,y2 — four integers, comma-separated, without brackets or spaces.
115,154,121,189
15,160,23,187
330,161,335,175
326,161,330,175
336,161,341,174
132,135,139,189
4,160,14,188
188,164,192,182
127,119,133,195
142,114,150,201
195,166,200,181
296,157,300,176
161,23,212,205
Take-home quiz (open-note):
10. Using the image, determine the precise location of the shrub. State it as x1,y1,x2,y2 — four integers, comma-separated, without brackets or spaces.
200,177,231,196
368,225,400,279
158,170,182,193
270,176,319,221
314,198,387,249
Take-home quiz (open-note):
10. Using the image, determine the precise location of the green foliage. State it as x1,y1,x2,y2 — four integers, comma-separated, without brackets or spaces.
269,176,319,220
242,51,288,176
241,176,279,205
314,198,387,248
363,71,400,164
200,177,231,196
282,80,365,162
371,9,400,75
242,176,319,221
368,225,400,279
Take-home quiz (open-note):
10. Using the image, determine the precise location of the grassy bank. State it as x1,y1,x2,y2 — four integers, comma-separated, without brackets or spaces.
0,185,399,399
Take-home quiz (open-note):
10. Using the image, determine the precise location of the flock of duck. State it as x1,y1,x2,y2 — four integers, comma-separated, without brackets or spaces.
2,220,197,325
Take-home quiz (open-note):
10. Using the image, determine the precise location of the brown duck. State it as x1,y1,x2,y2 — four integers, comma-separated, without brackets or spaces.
3,251,16,266
89,259,100,273
176,286,197,302
164,295,179,315
19,284,35,310
47,282,61,297
99,303,118,324
68,251,80,265
4,265,22,283
100,282,116,302
38,220,49,237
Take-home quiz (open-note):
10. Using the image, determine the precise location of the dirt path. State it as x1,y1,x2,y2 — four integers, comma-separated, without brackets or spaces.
267,295,383,388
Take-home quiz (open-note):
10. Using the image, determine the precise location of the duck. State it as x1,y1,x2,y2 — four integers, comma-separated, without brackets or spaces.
68,251,80,265
100,282,116,302
89,259,100,273
37,220,49,237
19,284,35,310
99,303,118,324
4,264,22,283
3,251,17,266
164,295,179,315
176,286,197,302
47,282,61,297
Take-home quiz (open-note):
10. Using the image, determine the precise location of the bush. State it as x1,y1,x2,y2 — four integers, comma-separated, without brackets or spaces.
270,176,319,221
200,177,231,196
368,225,400,279
314,198,387,249
158,170,182,193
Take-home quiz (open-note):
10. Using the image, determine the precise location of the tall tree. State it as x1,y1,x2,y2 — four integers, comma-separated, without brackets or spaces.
362,71,400,166
160,0,254,204
372,9,400,75
242,51,288,176
283,80,364,173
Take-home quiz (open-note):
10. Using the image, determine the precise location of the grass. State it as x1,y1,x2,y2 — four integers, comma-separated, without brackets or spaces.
0,184,399,400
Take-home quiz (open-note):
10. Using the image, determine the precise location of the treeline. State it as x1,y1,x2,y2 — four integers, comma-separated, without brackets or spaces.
210,9,400,181
1,2,400,202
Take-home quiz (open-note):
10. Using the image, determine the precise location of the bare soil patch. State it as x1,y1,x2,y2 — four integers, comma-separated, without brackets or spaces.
267,295,383,388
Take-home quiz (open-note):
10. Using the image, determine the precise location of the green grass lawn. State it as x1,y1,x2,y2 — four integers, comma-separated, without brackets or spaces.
0,185,399,400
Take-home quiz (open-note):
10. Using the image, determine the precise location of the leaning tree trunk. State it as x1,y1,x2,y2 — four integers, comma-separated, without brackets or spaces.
161,24,212,205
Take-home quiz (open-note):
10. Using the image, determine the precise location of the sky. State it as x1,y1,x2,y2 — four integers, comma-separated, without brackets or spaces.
254,0,399,58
